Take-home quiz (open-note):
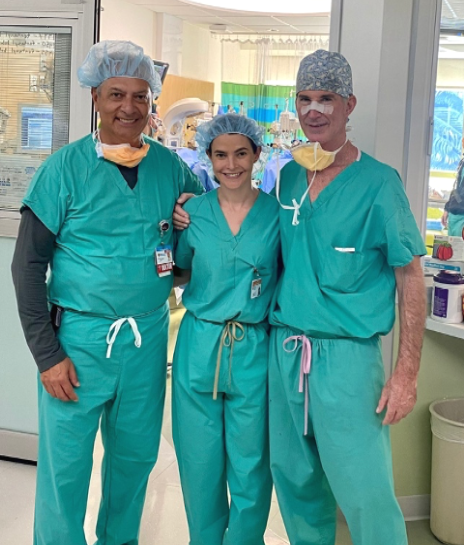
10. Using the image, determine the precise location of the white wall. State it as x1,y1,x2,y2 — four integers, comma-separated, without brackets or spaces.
155,14,183,76
0,239,38,435
100,0,157,57
437,59,464,88
182,22,222,103
339,0,385,158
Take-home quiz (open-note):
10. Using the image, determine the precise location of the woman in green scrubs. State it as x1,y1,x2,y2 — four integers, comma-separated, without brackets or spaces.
172,114,280,545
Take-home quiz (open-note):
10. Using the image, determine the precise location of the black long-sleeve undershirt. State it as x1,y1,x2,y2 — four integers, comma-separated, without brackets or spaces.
12,208,65,373
11,164,139,373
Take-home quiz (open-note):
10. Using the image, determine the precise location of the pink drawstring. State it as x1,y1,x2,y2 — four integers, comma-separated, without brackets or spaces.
283,335,312,435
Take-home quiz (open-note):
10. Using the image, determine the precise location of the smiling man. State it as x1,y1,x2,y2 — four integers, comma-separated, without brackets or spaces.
269,50,427,545
11,40,203,545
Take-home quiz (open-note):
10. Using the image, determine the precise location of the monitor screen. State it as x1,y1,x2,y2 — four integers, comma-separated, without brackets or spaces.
153,60,169,83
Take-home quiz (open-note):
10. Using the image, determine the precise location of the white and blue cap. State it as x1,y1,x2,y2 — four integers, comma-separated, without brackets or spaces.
196,113,265,164
77,40,162,95
296,49,353,99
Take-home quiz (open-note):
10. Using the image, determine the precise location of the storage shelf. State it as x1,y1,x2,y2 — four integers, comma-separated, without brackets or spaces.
426,317,464,340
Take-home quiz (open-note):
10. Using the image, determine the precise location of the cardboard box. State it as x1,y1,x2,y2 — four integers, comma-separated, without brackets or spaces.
424,256,464,275
432,235,464,262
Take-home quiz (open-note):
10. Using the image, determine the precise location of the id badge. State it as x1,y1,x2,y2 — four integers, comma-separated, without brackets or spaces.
251,278,262,299
155,245,173,277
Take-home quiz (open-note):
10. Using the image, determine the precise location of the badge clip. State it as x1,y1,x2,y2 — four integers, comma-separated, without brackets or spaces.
159,219,170,240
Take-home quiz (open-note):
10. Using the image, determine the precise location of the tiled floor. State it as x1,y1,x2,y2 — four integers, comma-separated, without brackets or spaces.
0,304,444,544
0,378,444,545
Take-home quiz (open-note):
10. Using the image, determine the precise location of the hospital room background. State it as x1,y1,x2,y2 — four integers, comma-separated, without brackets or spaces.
1,0,464,543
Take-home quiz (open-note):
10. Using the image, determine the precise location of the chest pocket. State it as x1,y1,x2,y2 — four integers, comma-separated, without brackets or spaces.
318,247,367,294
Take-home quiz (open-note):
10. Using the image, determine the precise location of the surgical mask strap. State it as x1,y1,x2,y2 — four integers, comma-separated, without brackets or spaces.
93,129,146,148
304,137,348,159
276,151,317,226
333,137,348,155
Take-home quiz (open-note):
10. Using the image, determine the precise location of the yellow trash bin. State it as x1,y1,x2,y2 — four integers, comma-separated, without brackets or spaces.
430,398,464,545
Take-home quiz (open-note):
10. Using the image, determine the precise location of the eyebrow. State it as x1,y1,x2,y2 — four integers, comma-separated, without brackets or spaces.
213,147,249,153
299,92,335,99
107,87,149,95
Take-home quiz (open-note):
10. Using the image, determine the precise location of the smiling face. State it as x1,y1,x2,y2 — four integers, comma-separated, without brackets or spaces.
207,133,260,190
296,90,356,151
92,77,152,147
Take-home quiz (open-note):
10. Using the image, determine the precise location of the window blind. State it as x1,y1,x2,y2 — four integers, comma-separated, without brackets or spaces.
0,27,72,210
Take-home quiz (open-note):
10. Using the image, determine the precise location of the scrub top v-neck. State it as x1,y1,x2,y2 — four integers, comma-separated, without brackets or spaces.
210,189,265,244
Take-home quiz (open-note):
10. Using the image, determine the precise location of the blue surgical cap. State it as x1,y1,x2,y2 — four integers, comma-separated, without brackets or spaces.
296,49,353,99
77,40,162,95
196,114,265,164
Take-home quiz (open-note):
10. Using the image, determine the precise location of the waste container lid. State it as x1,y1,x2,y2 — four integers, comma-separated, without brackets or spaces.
430,398,464,426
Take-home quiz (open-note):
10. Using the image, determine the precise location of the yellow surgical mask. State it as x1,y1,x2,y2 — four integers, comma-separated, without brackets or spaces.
291,140,347,171
275,138,349,226
95,133,150,168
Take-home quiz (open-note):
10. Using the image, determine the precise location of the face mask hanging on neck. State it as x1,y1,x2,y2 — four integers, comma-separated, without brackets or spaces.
290,139,347,172
275,138,348,226
94,132,149,168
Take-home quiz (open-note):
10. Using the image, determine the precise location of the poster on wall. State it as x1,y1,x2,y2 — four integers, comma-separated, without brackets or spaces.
431,90,464,172
0,156,41,210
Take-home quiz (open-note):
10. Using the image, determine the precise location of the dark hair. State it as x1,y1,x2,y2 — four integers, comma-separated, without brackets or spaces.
208,134,258,155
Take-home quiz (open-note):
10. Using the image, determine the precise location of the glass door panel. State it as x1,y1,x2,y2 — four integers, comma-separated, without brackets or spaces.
427,2,464,250
0,26,71,210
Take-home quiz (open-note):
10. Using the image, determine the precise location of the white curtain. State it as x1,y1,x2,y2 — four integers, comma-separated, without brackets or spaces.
218,34,329,85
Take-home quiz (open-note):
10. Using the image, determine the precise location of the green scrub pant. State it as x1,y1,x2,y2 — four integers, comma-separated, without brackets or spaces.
34,304,169,545
448,212,464,238
269,326,407,545
172,312,272,545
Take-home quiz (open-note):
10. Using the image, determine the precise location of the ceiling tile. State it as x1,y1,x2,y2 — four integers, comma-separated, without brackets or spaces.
125,0,332,33
142,0,185,5
181,15,233,23
275,16,329,25
293,25,330,32
129,0,214,14
242,25,292,32
218,16,279,24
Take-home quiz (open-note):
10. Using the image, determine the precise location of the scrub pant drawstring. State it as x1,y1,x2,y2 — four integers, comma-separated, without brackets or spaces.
213,321,245,400
283,335,312,435
106,317,142,359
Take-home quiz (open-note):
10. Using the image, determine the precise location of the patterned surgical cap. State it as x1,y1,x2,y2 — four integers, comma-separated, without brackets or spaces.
296,49,353,99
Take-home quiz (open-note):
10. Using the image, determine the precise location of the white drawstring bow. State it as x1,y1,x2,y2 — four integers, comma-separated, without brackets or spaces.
106,317,142,359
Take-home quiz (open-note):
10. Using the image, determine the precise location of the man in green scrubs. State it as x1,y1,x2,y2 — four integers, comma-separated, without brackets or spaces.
11,40,203,545
269,50,427,545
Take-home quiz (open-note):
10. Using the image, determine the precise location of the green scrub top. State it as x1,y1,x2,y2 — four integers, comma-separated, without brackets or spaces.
270,153,426,338
23,134,204,318
175,189,280,324
448,212,464,237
